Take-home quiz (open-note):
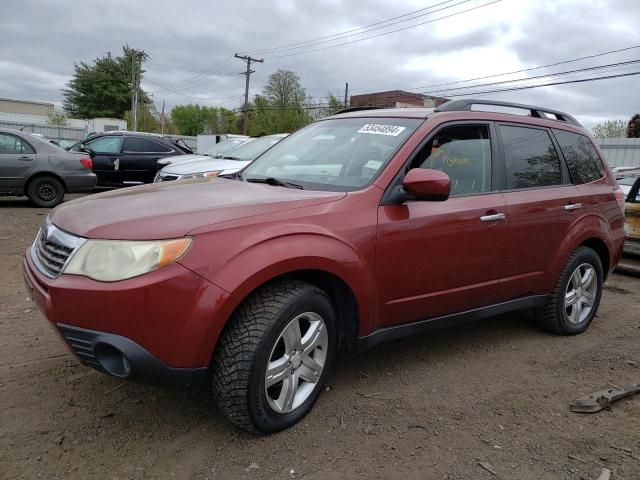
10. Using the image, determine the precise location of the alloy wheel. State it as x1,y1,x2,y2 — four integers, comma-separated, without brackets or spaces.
264,312,328,414
564,263,598,325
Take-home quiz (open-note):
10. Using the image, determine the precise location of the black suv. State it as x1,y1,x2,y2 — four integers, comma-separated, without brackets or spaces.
69,132,192,187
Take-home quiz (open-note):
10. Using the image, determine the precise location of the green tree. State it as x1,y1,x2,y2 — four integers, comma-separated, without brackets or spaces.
47,110,67,126
170,104,240,136
248,69,311,134
592,119,627,139
62,46,149,119
628,114,640,138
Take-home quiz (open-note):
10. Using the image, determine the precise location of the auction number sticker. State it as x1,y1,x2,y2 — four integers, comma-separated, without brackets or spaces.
357,124,406,136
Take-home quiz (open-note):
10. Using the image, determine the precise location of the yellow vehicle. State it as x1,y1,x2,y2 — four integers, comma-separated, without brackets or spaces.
622,174,640,256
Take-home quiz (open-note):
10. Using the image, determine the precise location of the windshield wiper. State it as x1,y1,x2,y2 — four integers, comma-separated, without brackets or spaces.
246,177,304,189
222,155,241,160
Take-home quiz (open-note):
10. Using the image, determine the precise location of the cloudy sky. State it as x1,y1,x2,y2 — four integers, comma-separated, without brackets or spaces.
1,0,639,129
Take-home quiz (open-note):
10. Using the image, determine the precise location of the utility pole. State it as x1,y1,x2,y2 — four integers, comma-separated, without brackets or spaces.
131,53,136,131
235,53,263,135
344,82,349,109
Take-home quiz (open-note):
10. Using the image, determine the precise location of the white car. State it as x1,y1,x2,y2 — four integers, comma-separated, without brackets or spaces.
155,134,288,182
155,136,250,171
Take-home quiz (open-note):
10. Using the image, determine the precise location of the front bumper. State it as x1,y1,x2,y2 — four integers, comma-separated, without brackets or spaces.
56,323,207,388
23,251,231,387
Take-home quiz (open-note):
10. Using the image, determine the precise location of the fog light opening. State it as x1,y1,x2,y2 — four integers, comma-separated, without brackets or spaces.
94,343,131,378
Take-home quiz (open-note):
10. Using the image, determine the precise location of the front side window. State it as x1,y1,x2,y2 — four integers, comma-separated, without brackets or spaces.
411,124,492,196
552,129,604,184
86,136,123,154
243,118,421,191
123,137,172,153
500,125,561,189
0,133,35,154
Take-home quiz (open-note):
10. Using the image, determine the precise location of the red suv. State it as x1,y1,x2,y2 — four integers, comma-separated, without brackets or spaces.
23,100,625,433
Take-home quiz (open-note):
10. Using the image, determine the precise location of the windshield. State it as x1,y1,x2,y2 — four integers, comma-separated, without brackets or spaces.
226,136,284,161
242,118,421,191
203,139,247,156
618,176,638,186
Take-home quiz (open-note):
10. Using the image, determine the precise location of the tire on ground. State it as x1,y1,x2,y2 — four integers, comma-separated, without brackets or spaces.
26,176,65,208
210,279,336,434
535,246,603,335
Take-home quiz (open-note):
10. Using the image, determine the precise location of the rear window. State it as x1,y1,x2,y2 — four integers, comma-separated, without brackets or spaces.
552,129,605,184
123,137,173,153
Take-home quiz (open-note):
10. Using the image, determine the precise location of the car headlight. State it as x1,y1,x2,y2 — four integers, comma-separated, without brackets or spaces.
63,237,192,282
180,171,221,180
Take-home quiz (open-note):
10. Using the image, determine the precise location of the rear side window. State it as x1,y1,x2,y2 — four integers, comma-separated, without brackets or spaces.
413,125,492,196
123,137,173,153
500,125,561,189
0,133,35,154
552,129,604,184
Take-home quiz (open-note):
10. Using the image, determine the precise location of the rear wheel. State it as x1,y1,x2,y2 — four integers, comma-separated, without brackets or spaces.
27,176,65,208
211,280,336,433
535,246,603,335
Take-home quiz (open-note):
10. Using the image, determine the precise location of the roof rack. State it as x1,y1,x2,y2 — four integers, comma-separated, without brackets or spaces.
332,106,385,115
434,99,582,127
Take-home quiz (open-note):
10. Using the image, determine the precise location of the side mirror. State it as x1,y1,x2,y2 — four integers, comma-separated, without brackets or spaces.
402,168,451,201
79,144,95,159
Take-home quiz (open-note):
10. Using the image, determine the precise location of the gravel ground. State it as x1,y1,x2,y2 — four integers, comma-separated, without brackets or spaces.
1,194,639,480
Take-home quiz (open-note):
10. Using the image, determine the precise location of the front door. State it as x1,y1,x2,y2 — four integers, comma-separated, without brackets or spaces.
82,136,124,187
0,133,37,192
375,123,507,327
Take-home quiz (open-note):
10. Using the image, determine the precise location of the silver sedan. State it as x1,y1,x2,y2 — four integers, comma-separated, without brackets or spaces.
0,129,96,207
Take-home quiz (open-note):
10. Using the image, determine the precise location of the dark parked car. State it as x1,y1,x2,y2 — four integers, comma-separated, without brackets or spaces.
24,100,624,433
0,129,95,207
69,132,192,187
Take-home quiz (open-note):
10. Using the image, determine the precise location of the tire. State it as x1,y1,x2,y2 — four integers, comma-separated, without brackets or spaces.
211,280,336,434
535,246,603,335
27,176,65,208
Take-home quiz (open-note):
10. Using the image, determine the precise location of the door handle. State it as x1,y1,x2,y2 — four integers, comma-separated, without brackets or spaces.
480,213,506,222
18,156,32,161
564,203,582,211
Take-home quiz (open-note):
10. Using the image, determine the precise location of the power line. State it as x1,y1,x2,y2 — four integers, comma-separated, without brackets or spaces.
261,0,504,59
150,55,236,94
409,44,640,90
416,58,640,96
144,78,245,103
242,0,466,55
438,70,640,98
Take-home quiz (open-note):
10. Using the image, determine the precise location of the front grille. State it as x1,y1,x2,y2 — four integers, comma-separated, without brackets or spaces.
57,325,100,368
624,238,640,256
31,220,85,278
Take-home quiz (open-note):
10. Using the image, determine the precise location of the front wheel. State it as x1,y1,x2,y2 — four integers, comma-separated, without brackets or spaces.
535,246,603,335
211,280,336,433
27,176,65,208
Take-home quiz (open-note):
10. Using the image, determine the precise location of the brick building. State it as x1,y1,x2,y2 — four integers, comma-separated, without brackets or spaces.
350,90,448,109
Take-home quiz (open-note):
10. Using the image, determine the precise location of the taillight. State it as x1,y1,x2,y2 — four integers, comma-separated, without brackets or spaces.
614,187,626,214
80,158,92,170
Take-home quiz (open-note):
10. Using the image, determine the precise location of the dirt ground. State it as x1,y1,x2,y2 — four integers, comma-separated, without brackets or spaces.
1,194,640,480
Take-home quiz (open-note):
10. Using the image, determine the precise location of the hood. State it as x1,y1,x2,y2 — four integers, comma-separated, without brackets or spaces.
50,178,345,240
157,154,207,167
163,157,251,175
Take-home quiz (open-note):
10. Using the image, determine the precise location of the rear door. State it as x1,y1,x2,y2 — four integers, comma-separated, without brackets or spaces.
0,132,37,192
496,124,580,300
121,137,176,184
376,122,508,326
